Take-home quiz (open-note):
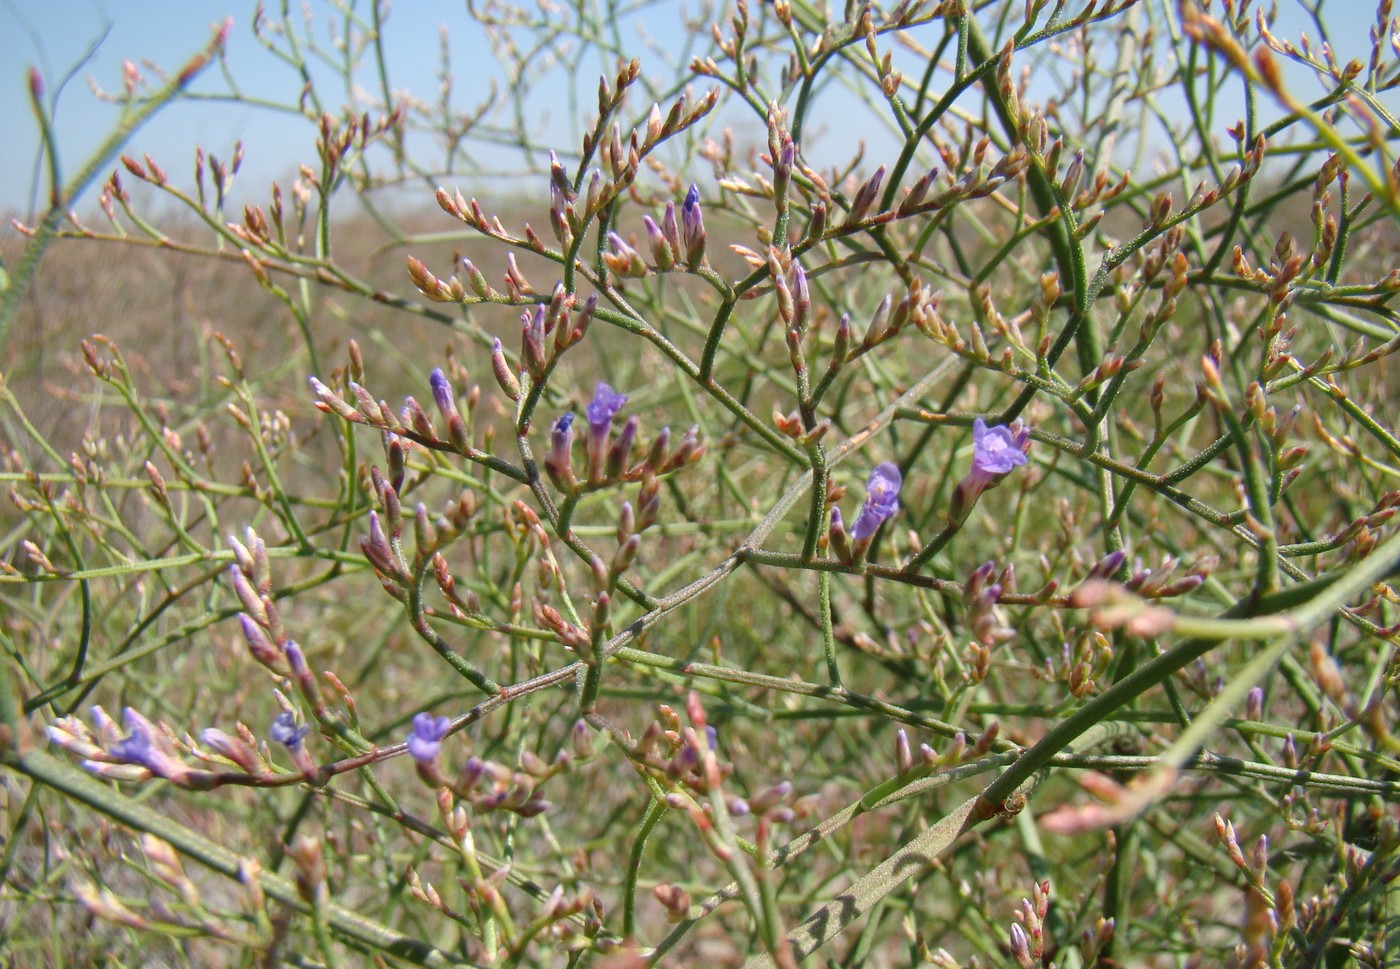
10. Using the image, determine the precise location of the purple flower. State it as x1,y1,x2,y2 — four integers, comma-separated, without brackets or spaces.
586,382,628,436
269,711,311,749
971,418,1029,476
850,462,903,541
407,712,452,764
99,709,194,782
948,418,1031,525
110,722,158,770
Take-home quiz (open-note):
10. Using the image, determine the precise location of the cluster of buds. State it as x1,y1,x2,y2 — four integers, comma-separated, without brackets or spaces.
1068,580,1178,639
890,728,935,778
226,529,362,777
404,247,507,308
312,107,403,180
546,150,609,248
964,561,1015,647
409,836,602,953
533,598,595,660
311,358,508,472
1214,815,1298,963
1077,917,1117,966
1075,549,1217,601
604,183,708,276
1064,629,1114,698
444,78,714,255
1232,226,1312,313
71,833,228,935
543,382,704,492
357,458,484,622
107,131,241,219
47,697,325,789
228,546,295,682
229,535,334,723
406,714,564,818
918,296,1028,371
1008,879,1051,968
1123,553,1216,599
627,699,728,797
517,283,597,384
48,706,212,787
638,696,802,875
1316,490,1400,564
530,497,655,661
653,882,693,923
888,723,992,782
591,75,719,189
897,142,1030,221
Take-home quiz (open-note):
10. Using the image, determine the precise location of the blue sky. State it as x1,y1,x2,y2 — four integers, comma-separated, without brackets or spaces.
1,0,1394,217
1,0,533,215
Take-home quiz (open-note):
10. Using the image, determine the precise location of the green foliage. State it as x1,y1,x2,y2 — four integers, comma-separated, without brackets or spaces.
3,0,1400,965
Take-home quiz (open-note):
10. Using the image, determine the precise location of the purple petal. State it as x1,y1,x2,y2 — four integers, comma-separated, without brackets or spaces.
850,462,902,541
586,382,628,434
407,712,452,764
971,419,1029,475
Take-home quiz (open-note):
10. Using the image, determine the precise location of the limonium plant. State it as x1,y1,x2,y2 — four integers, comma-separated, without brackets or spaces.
4,0,1400,965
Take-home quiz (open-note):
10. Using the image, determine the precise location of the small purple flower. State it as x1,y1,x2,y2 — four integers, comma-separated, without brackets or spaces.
269,711,311,750
850,462,903,542
96,709,196,783
110,722,158,770
971,418,1029,477
586,383,628,437
948,419,1031,524
407,712,452,764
